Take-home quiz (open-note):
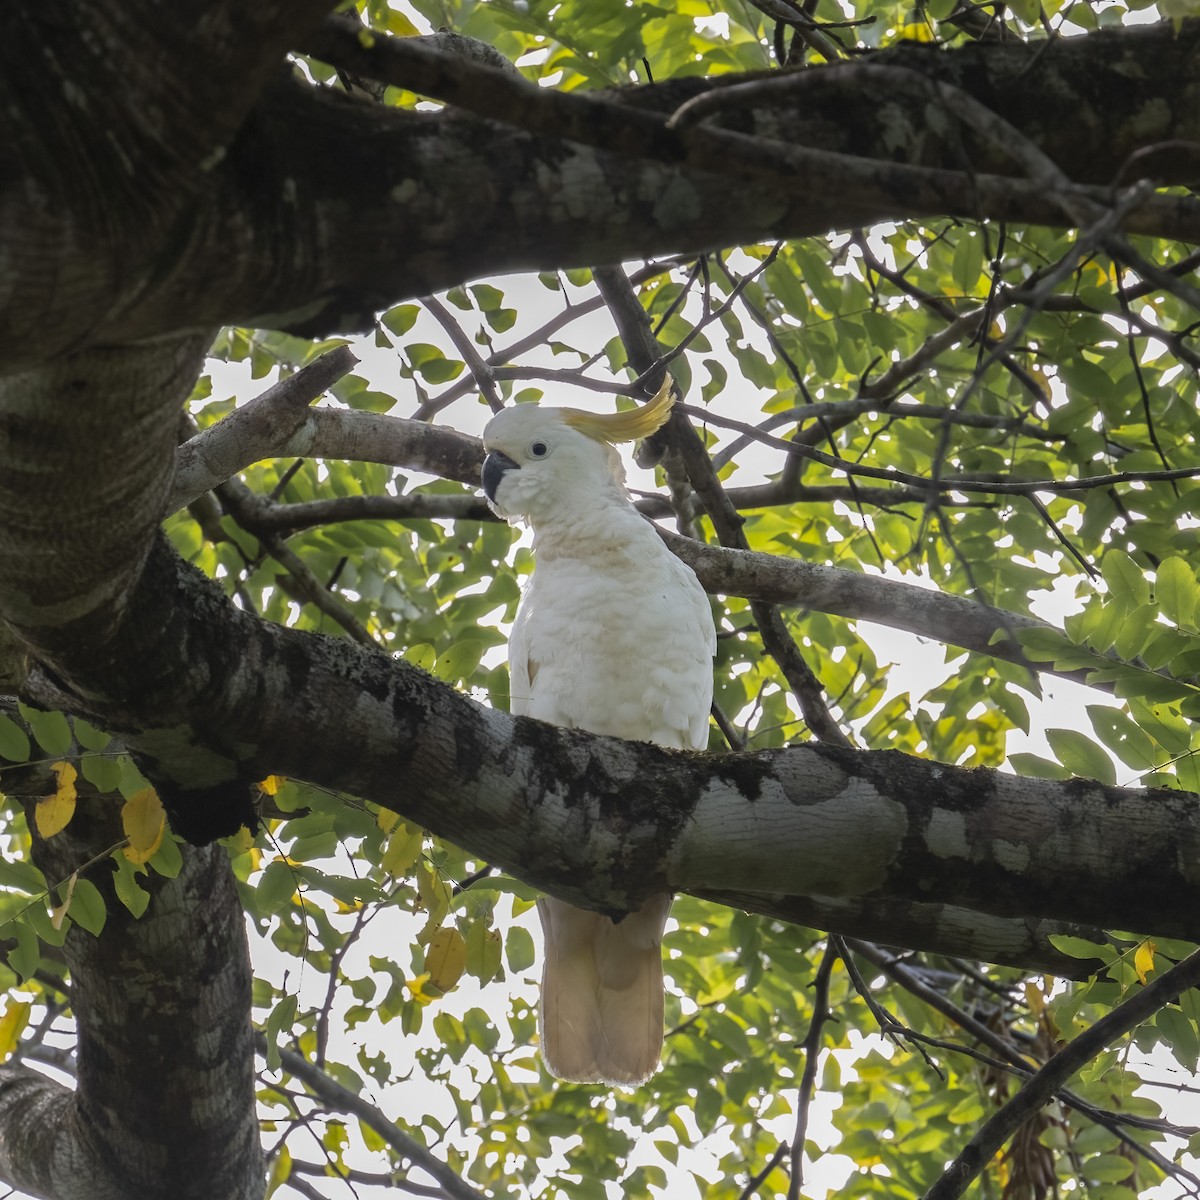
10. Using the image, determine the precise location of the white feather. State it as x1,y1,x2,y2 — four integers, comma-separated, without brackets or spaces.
484,402,715,1086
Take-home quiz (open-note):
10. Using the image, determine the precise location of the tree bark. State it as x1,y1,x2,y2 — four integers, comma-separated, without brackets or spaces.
0,764,260,1200
2,11,1198,361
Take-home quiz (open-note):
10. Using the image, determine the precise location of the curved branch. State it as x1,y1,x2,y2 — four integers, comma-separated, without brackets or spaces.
15,533,1200,956
11,15,1200,356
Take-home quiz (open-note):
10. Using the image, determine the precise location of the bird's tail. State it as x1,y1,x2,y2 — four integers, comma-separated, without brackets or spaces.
537,893,672,1087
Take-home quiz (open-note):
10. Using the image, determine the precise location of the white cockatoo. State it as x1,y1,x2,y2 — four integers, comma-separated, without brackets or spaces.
480,380,716,1086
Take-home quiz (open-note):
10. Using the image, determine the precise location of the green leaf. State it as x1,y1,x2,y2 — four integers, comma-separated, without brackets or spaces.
71,718,112,752
80,752,122,793
7,920,40,983
0,715,30,763
1047,934,1112,964
0,858,47,894
147,833,183,880
1156,1005,1200,1072
344,389,396,414
470,283,504,311
113,858,151,919
505,925,535,973
1085,706,1159,771
1083,1153,1136,1184
464,918,502,984
381,303,419,336
1156,556,1198,628
67,877,107,936
1102,549,1151,609
951,230,983,297
257,860,300,913
405,343,463,384
1046,728,1116,784
433,640,484,683
18,705,72,757
1008,752,1070,780
265,993,299,1072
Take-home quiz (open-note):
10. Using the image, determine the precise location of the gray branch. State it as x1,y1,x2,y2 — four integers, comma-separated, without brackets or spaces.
170,402,1076,686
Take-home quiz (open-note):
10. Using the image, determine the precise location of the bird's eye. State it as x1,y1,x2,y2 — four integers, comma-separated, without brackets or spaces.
529,441,549,458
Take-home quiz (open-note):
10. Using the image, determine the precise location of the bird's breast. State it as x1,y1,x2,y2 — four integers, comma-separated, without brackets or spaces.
517,555,713,750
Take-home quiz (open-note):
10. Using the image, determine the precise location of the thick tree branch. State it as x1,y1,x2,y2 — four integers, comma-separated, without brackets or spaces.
706,892,1106,979
9,530,1198,962
298,16,1200,249
0,0,338,370
8,15,1199,356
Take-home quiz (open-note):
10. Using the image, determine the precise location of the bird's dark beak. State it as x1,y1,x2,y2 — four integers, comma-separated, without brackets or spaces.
481,451,519,503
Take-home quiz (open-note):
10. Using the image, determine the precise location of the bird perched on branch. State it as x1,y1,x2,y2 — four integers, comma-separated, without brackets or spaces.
481,380,715,1086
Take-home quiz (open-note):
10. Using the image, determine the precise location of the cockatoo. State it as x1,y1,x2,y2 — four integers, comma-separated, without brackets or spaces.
480,380,716,1086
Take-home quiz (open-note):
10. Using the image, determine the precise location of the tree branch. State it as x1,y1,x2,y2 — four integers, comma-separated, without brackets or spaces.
923,946,1200,1200
167,397,1120,691
171,344,358,510
261,1037,488,1200
12,17,1198,354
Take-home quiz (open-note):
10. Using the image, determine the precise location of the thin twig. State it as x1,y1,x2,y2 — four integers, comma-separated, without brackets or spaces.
218,478,379,646
739,1143,789,1200
415,262,675,418
679,402,1200,496
788,941,839,1200
847,941,1200,1190
257,1034,490,1200
421,295,504,413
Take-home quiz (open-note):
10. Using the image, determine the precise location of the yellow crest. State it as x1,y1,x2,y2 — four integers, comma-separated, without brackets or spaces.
561,377,675,444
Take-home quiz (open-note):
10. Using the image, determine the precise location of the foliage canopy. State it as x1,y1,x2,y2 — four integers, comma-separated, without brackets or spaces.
2,0,1200,1198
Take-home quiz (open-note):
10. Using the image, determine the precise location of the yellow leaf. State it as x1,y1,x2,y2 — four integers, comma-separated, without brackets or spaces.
121,788,165,864
424,927,467,996
415,865,451,945
50,871,77,931
382,823,424,876
901,16,936,42
257,775,285,797
224,825,257,857
406,972,435,1006
265,1144,292,1199
0,999,30,1061
1028,366,1053,403
35,762,77,838
376,807,401,835
386,11,419,37
1134,939,1157,984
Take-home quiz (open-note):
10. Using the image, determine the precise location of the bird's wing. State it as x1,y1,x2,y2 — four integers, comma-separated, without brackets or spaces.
507,599,538,718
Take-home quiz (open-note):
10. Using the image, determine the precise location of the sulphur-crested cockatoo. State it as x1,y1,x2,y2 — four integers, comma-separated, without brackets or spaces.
480,380,715,1086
